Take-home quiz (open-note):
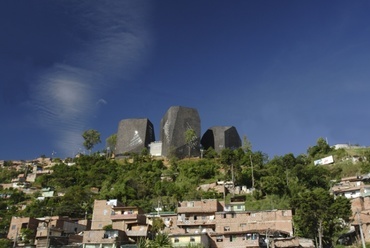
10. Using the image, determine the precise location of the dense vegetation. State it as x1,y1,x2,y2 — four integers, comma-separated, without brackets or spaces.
2,137,370,246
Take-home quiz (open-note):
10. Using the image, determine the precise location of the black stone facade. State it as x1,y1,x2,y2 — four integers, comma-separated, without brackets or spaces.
115,118,155,157
201,126,241,153
160,106,201,159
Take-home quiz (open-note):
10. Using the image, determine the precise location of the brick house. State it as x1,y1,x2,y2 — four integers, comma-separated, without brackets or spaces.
170,200,293,248
90,199,123,230
111,205,148,242
210,209,293,248
7,216,40,242
34,216,87,247
83,199,148,247
176,199,222,235
82,229,128,248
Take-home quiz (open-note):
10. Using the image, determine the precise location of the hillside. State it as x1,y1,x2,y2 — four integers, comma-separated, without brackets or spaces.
1,138,369,245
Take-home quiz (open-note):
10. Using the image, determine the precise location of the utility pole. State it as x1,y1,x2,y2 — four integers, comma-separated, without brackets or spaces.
318,219,323,248
231,163,235,196
357,209,366,248
13,228,18,248
250,155,255,188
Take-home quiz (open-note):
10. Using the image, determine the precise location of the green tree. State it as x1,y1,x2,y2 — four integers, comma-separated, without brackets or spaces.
82,129,101,153
0,239,12,248
184,128,198,158
204,147,218,159
106,133,117,155
0,167,18,183
151,233,172,248
293,165,330,190
151,218,165,234
242,135,252,152
20,228,34,244
291,188,351,246
307,137,332,159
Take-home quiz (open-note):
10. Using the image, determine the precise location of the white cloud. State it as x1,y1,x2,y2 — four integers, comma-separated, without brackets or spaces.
30,1,151,157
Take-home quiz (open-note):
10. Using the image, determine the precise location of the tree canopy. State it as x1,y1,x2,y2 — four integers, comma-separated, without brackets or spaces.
82,129,101,152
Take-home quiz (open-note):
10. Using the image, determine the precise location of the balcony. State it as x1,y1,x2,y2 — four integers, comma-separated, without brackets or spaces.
111,213,138,220
126,230,147,237
177,206,217,213
83,230,125,244
177,219,215,226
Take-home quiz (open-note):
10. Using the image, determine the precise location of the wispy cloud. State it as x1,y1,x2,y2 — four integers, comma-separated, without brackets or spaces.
30,1,151,157
96,99,107,106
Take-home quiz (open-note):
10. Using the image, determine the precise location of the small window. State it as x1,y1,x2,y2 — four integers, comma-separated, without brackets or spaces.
223,214,227,218
190,237,195,242
216,236,223,242
230,235,236,242
174,238,179,243
231,213,236,218
244,233,251,240
194,215,197,220
240,223,246,228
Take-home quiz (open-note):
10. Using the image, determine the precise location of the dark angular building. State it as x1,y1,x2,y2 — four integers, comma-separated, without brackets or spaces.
201,126,241,153
160,106,201,158
115,118,155,157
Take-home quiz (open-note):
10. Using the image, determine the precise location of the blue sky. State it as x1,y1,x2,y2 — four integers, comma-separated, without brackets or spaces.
1,1,370,160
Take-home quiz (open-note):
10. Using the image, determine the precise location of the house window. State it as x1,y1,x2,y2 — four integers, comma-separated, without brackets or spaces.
222,214,227,218
216,236,223,242
231,213,236,218
243,233,257,240
194,215,197,220
230,235,236,242
240,223,246,228
190,237,195,242
244,233,251,240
